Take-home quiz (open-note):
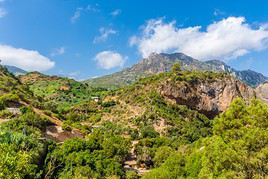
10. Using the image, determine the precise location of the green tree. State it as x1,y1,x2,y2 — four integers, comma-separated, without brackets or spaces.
171,63,181,74
153,146,174,167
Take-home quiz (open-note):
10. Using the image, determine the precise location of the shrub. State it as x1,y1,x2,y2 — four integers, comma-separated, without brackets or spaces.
140,126,159,139
153,146,174,167
101,100,117,108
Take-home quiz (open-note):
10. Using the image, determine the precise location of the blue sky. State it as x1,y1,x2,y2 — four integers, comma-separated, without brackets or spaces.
0,0,268,80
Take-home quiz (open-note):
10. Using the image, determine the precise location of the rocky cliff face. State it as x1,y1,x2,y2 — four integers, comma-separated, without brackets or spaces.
255,83,268,102
159,76,256,118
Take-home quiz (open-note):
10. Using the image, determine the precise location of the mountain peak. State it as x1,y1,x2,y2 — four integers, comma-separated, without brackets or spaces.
159,52,193,59
85,53,268,88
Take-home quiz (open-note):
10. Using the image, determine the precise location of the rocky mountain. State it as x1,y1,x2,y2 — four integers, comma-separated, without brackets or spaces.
159,72,255,118
234,69,268,87
255,82,268,102
4,65,27,76
85,53,268,88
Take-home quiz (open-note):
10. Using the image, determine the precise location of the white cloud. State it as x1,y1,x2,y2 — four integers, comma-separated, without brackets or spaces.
86,4,100,12
95,51,125,69
93,28,117,43
110,9,121,17
130,17,268,61
0,7,7,18
70,7,82,23
0,44,55,71
213,9,225,16
51,47,65,56
70,5,99,23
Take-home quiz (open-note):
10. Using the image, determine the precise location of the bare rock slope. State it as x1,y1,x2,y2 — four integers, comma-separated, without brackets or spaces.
255,83,268,102
160,75,256,118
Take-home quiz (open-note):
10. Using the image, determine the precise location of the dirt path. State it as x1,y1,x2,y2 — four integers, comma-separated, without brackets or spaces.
124,140,150,175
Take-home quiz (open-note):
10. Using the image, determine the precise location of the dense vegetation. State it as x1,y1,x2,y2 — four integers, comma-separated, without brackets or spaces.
0,65,267,178
0,109,49,178
0,66,32,107
143,98,268,178
44,122,130,178
19,72,109,113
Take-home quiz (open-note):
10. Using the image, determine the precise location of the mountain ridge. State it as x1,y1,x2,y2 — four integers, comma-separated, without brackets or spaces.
4,65,27,76
85,53,268,88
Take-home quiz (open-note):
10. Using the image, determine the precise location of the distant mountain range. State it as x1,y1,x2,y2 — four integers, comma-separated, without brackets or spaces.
85,53,268,88
4,65,27,76
3,53,267,88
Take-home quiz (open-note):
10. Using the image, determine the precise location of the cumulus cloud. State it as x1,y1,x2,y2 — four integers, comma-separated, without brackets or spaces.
50,47,65,56
110,9,121,17
0,7,7,18
0,44,55,71
130,17,268,61
95,51,125,69
93,28,117,43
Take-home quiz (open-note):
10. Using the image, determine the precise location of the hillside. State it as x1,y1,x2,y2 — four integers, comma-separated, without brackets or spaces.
85,53,268,88
0,66,32,107
63,68,267,178
19,72,107,113
1,63,268,178
2,1,268,178
0,66,88,178
99,69,255,127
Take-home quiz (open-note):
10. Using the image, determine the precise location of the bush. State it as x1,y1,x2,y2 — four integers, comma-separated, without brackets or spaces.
171,63,181,74
140,126,159,139
126,170,138,179
0,100,5,110
89,113,101,123
62,122,72,131
153,146,174,167
0,109,13,118
101,100,117,108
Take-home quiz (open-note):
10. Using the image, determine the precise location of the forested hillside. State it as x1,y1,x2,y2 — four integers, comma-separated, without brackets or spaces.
0,64,267,178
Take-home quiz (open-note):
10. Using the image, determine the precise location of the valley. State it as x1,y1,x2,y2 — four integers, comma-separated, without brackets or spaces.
2,1,268,178
0,54,268,178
